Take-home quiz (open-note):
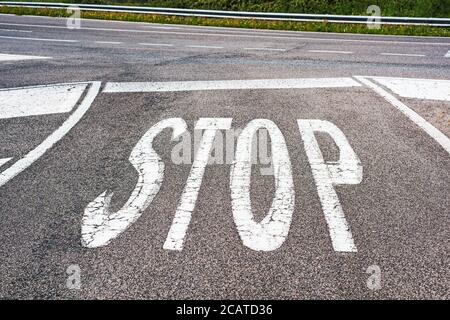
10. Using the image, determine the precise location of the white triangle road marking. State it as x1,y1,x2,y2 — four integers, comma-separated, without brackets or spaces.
445,50,450,58
0,82,101,188
0,83,87,119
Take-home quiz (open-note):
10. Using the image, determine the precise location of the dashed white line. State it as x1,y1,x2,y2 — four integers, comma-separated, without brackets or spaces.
244,47,286,51
0,28,32,33
380,52,426,57
0,35,78,42
139,42,174,47
309,50,353,54
187,45,224,49
95,41,122,44
0,53,51,62
2,22,450,46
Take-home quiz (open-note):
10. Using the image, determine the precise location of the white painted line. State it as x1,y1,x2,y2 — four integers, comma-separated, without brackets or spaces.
355,76,450,155
0,83,86,119
0,53,51,62
445,50,450,57
82,118,188,248
0,82,101,188
309,50,353,54
380,52,426,57
0,157,12,168
104,77,361,93
0,35,78,43
2,22,450,46
95,41,122,44
0,29,32,33
187,45,224,49
244,47,286,51
369,76,450,101
139,42,174,47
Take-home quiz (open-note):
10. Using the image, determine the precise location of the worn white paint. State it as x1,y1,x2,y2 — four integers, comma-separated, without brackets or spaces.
230,119,294,251
309,50,353,54
139,43,174,47
0,35,78,42
187,45,224,49
104,78,361,93
0,83,87,119
0,53,50,62
0,157,12,168
82,118,188,248
0,82,100,188
0,29,32,33
356,76,450,155
95,41,122,44
244,47,286,51
298,120,362,252
380,53,425,57
445,50,450,58
163,118,232,251
369,76,450,101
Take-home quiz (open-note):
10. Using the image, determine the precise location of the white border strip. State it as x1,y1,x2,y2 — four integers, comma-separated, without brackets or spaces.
103,77,361,93
0,81,101,187
355,76,450,155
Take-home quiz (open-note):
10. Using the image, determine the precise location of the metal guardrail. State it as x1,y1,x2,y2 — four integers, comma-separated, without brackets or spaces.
1,1,450,27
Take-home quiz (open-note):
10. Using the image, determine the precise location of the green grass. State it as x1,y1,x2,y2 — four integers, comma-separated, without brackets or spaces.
1,5,450,37
6,0,450,18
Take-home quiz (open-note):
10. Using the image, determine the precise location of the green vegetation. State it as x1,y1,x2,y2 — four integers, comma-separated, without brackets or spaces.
7,0,450,18
1,2,449,37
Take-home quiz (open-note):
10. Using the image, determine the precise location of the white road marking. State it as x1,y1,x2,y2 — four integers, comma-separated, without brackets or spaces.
0,157,12,168
163,118,232,251
297,120,362,253
2,22,450,46
445,50,450,57
0,82,101,188
309,50,353,54
0,29,32,33
82,118,188,248
95,41,122,44
104,78,361,93
0,53,50,62
380,52,426,57
139,42,174,47
0,83,86,119
0,35,78,42
369,76,450,101
187,45,224,49
244,47,286,51
355,76,450,155
230,119,294,251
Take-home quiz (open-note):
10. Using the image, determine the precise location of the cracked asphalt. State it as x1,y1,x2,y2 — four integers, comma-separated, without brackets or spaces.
0,14,449,299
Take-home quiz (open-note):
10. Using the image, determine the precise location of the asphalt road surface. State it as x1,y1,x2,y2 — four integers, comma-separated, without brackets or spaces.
0,14,449,299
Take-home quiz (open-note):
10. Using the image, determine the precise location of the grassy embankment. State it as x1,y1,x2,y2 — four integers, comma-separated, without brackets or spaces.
1,0,449,37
